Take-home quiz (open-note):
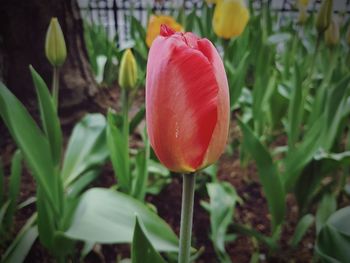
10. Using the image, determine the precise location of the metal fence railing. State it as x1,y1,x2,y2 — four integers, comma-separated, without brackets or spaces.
78,0,350,44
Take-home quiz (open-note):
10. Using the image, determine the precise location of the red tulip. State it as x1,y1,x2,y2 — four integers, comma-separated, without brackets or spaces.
146,25,230,173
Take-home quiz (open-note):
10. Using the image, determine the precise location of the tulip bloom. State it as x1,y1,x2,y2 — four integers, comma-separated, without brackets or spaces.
146,15,183,47
213,0,249,39
146,25,230,173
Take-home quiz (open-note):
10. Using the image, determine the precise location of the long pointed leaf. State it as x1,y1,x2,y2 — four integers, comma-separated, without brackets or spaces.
132,217,166,263
0,82,56,212
2,213,37,263
0,158,4,206
29,65,62,166
238,119,285,229
106,110,130,191
62,114,108,186
5,150,22,228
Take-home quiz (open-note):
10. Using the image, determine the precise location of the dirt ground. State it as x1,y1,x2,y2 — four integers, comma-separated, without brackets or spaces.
0,87,319,263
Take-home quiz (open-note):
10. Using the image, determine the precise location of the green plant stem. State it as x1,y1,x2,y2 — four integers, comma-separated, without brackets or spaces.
306,34,321,86
52,67,60,109
178,173,196,263
308,47,336,125
122,88,130,192
285,26,299,80
298,34,321,127
221,38,230,60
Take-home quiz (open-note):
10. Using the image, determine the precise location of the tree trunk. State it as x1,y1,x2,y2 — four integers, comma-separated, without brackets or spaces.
0,0,98,113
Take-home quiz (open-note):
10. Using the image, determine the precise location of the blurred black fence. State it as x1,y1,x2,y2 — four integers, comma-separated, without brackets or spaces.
78,0,350,45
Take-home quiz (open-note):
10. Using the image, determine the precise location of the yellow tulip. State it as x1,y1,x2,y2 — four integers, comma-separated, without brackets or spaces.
146,15,183,47
213,0,250,39
316,0,333,34
324,18,339,47
118,49,138,90
45,17,67,67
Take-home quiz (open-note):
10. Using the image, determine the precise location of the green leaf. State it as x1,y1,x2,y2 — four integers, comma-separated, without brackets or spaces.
283,116,324,190
64,188,178,252
1,213,38,263
316,194,337,234
131,132,150,201
327,206,350,237
238,119,285,230
316,206,350,263
185,9,197,32
107,110,130,192
66,170,99,198
0,158,4,207
289,214,314,247
36,186,55,251
4,150,23,228
0,82,57,213
316,224,350,263
287,64,302,149
129,106,145,134
132,217,166,263
0,201,10,229
62,114,108,186
2,226,38,263
230,223,278,250
29,66,62,166
321,76,350,150
228,51,249,109
313,150,350,174
205,182,240,261
148,160,169,177
267,33,291,45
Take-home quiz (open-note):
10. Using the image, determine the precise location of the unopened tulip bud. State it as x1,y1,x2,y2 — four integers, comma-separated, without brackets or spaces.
316,0,333,34
118,49,138,90
45,18,67,67
297,6,308,25
324,18,339,47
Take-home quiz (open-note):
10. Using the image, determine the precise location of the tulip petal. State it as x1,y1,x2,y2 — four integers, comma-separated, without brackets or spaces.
197,39,230,168
146,35,219,172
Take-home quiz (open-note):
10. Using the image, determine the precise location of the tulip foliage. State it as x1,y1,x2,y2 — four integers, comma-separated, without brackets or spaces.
1,1,350,263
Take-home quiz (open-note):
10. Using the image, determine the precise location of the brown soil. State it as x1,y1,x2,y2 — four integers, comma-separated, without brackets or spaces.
0,87,332,263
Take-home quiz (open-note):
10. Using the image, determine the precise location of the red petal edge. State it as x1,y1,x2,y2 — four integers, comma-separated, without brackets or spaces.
160,24,176,37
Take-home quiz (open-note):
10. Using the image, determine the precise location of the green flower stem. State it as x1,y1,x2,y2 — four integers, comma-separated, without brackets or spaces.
299,33,321,127
52,66,59,109
122,88,130,192
306,33,322,87
178,172,196,263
